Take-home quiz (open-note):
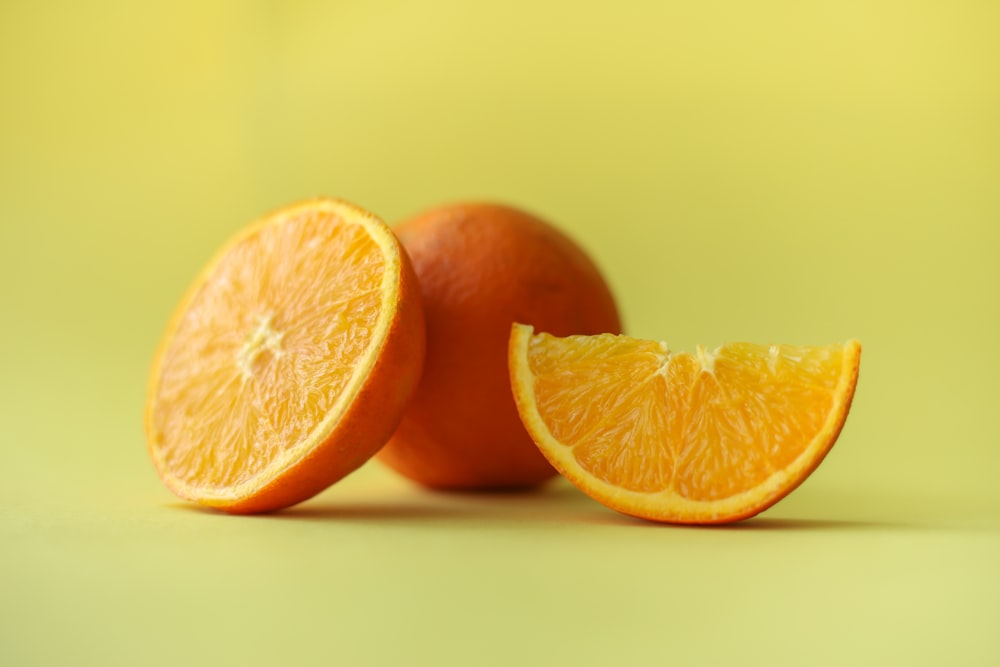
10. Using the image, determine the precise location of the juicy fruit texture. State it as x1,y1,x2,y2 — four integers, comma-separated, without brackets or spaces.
509,324,861,523
145,199,425,513
376,203,622,490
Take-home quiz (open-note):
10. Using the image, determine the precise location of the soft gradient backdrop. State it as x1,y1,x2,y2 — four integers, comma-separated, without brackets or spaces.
2,1,998,665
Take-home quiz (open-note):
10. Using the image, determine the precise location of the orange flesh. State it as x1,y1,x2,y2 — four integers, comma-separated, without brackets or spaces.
525,331,853,503
150,208,386,494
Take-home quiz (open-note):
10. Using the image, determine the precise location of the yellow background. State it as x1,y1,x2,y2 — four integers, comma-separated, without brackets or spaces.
2,1,998,664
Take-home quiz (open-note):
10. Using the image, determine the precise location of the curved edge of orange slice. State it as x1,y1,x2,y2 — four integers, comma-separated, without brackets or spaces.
509,323,861,524
145,198,425,513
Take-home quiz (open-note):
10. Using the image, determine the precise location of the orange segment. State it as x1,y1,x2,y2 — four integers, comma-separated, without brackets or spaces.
509,324,861,524
146,199,425,513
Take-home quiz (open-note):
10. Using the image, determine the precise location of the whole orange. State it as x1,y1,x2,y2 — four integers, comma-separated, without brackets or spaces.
376,203,622,489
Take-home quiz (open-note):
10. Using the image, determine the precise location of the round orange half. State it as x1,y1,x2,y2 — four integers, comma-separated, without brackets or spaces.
145,199,425,514
509,323,861,524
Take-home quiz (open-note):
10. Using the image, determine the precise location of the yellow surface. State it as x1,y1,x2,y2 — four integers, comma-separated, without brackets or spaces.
1,1,997,665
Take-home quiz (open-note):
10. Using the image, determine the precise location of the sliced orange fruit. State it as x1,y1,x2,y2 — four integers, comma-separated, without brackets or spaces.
509,323,861,524
145,199,425,514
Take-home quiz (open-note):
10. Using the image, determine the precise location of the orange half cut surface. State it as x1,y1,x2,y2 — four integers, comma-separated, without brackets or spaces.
146,199,425,513
509,324,860,524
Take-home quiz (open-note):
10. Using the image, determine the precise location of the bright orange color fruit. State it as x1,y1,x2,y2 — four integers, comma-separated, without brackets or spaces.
509,324,861,524
376,203,622,490
145,199,425,514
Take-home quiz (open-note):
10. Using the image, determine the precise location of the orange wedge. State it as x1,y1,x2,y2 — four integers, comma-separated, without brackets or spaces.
145,199,425,514
509,324,861,524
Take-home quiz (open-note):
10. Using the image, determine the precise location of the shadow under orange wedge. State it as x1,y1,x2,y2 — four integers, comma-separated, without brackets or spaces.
145,199,425,514
509,324,861,524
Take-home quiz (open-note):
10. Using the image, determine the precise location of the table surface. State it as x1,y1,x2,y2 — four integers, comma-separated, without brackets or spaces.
2,1,998,665
4,463,999,665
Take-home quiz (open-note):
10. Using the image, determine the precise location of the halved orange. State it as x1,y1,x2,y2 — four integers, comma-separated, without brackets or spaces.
509,323,861,524
145,199,425,514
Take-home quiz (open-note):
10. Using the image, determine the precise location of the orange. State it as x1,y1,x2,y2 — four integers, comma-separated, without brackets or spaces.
145,199,425,514
376,203,622,490
509,324,861,523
